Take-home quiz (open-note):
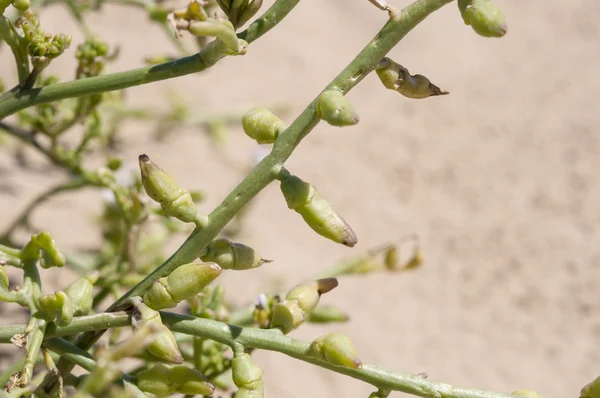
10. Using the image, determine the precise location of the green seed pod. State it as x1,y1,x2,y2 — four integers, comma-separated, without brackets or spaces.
270,299,304,334
132,299,183,364
236,380,264,398
136,363,171,398
309,332,362,369
187,19,241,54
316,90,360,126
164,262,221,302
12,0,30,11
306,305,349,323
232,353,263,389
0,266,8,290
201,239,269,271
242,107,286,144
64,273,97,316
285,278,338,312
38,291,73,327
460,0,507,38
376,58,448,99
511,390,543,398
581,375,600,398
143,262,222,310
167,365,214,396
280,175,357,247
139,154,198,223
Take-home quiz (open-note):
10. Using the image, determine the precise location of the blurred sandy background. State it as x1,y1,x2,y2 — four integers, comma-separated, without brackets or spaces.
1,0,599,397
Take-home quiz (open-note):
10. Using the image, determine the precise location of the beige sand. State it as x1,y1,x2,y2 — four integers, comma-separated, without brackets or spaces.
1,0,599,397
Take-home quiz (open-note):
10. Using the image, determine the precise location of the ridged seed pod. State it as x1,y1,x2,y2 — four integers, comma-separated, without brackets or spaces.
511,390,543,398
168,365,215,396
376,58,448,99
459,0,507,38
135,363,170,397
280,175,357,247
309,332,362,369
232,353,264,397
316,90,360,126
242,107,286,144
270,299,304,334
38,291,73,327
201,239,269,271
131,298,183,364
285,278,338,312
139,154,198,223
64,273,97,316
143,262,221,310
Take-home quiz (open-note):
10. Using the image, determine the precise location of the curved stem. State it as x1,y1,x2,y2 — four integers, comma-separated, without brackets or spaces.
0,0,301,119
52,0,454,379
0,312,515,398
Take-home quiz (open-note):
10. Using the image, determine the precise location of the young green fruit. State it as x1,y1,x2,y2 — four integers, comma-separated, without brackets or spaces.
285,278,338,312
201,239,270,271
280,175,357,247
459,0,507,38
316,90,360,126
38,291,73,326
139,154,198,223
131,298,183,364
143,262,222,310
581,375,600,398
270,299,304,334
232,353,263,392
376,58,448,99
64,273,97,316
242,107,286,144
309,332,362,369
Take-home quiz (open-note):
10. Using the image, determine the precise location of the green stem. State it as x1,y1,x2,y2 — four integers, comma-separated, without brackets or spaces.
44,337,97,372
18,317,47,387
0,16,30,86
0,0,301,119
0,312,516,398
53,0,455,379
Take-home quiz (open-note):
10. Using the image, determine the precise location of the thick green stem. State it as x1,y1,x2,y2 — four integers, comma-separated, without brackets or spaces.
0,312,515,398
0,0,301,119
0,16,30,85
52,0,454,379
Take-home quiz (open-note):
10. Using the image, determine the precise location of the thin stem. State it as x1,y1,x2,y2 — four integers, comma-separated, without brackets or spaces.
44,337,97,372
0,0,301,119
0,16,30,85
53,0,455,378
0,312,516,398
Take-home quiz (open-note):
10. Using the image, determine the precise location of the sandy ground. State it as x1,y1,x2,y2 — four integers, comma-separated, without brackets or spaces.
1,0,600,397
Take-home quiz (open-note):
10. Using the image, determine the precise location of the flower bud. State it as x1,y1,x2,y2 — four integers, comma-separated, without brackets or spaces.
280,175,357,247
132,299,183,364
511,390,543,398
143,262,222,310
64,273,97,316
232,353,263,389
270,299,304,334
242,107,286,144
38,291,73,327
316,90,360,126
285,278,338,312
139,154,198,223
306,305,349,323
376,58,448,99
581,375,600,398
459,0,507,38
201,239,269,271
309,332,362,369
